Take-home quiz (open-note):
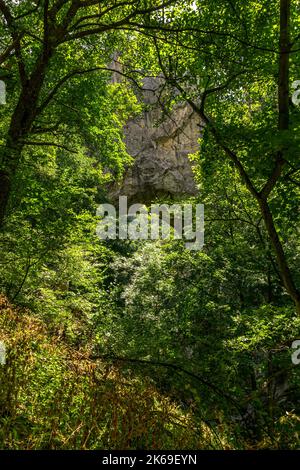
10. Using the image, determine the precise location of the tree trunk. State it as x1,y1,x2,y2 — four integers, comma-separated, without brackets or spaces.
258,198,300,314
278,0,290,132
0,53,52,226
256,0,300,314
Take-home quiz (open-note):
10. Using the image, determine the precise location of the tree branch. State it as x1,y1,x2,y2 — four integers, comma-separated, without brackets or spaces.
89,354,243,412
20,140,77,154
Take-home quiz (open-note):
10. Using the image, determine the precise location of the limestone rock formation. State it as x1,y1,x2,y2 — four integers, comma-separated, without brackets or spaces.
109,76,200,204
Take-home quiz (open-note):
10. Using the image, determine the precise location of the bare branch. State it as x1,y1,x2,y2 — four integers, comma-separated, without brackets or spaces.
259,156,286,199
37,65,150,115
89,354,243,412
0,35,24,65
19,140,77,154
0,0,27,85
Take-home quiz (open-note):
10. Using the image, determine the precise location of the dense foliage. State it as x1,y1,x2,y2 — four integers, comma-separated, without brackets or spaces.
0,0,300,450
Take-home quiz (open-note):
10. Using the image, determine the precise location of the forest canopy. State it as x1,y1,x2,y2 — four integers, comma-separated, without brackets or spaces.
0,0,300,452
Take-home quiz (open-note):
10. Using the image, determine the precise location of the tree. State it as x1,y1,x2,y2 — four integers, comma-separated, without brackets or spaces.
127,0,300,314
0,0,179,226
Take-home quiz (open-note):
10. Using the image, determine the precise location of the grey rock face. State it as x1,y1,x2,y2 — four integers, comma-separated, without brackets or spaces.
109,76,200,204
